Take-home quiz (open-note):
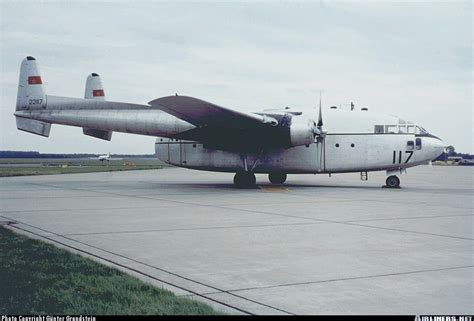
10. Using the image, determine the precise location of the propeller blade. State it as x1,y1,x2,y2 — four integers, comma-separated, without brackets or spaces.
317,92,323,128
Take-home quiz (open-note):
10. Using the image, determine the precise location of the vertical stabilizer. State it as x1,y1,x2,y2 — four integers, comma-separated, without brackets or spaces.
84,73,106,100
16,56,46,110
83,72,112,140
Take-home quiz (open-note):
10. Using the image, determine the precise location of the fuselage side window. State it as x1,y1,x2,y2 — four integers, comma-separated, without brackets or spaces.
407,141,414,150
374,125,384,134
415,138,422,150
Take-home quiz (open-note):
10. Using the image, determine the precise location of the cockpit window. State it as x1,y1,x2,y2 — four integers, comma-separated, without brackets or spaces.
374,125,384,134
385,125,397,134
398,122,415,134
416,126,428,135
398,126,408,134
407,140,414,150
376,120,428,135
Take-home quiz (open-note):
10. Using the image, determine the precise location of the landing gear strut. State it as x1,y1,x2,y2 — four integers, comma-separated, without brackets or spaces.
268,173,287,184
234,171,256,188
385,175,400,188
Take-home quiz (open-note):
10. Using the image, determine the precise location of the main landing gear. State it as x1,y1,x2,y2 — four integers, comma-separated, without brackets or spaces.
268,172,287,184
233,172,289,188
233,171,256,188
385,175,401,188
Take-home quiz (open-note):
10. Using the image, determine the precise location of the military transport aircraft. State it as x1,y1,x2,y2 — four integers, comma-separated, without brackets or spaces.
14,56,446,188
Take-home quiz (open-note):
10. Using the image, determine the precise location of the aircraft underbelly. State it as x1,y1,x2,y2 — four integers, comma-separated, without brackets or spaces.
155,139,320,173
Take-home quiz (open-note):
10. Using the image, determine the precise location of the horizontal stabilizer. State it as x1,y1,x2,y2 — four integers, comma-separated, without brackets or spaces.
16,117,51,137
83,128,112,141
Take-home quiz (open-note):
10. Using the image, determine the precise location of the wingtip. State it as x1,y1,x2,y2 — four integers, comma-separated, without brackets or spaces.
148,95,179,106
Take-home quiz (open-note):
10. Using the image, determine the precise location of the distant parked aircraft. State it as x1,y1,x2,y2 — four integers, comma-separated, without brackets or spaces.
90,152,122,162
14,56,446,188
98,152,111,162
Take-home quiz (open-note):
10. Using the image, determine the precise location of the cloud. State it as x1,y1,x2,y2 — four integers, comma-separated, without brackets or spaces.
1,1,472,153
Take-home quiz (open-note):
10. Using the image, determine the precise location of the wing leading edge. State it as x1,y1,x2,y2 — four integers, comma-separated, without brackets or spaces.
148,96,277,129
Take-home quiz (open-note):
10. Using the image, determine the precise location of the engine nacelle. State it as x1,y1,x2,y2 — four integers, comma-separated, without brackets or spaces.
288,115,316,147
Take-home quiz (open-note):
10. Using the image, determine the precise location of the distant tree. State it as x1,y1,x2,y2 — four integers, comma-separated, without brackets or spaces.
446,145,455,155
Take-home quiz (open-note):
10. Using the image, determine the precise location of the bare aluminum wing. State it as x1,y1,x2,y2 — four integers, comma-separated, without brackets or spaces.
149,95,277,128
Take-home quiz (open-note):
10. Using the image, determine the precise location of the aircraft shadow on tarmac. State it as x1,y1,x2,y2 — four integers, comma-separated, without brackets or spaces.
152,182,389,190
155,183,468,195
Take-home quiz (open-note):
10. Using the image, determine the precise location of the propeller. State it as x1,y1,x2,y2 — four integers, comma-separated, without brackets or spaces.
317,92,323,129
312,91,325,141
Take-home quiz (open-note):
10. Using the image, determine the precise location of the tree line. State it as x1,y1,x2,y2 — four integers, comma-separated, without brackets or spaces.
0,151,156,158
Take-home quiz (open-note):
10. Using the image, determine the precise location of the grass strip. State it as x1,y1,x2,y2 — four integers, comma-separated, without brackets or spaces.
0,165,163,177
0,226,220,315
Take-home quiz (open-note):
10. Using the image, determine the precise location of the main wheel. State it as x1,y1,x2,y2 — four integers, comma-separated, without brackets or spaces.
233,172,256,188
268,173,287,184
385,175,400,188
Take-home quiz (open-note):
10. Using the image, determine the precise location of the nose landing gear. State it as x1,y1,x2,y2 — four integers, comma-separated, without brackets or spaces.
385,175,401,188
233,171,256,188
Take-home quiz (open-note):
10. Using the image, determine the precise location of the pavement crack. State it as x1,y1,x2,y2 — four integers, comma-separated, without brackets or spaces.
223,265,474,293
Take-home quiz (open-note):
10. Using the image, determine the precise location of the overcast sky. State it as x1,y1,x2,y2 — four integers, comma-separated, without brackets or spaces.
1,1,472,153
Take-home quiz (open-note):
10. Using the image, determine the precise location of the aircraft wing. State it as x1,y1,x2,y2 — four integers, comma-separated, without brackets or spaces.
148,96,276,129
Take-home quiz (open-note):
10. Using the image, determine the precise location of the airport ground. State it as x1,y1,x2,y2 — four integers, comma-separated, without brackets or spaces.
0,165,472,314
0,226,220,315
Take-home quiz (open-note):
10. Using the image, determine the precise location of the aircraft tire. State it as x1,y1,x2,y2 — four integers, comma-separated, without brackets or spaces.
234,172,256,188
268,173,287,184
386,175,400,188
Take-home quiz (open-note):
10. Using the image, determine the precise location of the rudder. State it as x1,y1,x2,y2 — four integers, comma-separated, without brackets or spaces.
16,56,46,110
83,72,112,140
15,56,51,137
84,73,106,100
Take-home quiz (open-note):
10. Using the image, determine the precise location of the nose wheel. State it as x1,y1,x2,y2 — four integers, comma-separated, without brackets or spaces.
268,173,287,184
385,175,401,188
234,172,256,188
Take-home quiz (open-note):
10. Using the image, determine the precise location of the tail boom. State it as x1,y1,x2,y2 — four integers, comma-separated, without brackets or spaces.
14,57,195,139
14,96,193,137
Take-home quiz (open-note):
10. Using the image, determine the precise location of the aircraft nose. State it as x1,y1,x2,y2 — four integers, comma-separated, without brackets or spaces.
430,137,446,160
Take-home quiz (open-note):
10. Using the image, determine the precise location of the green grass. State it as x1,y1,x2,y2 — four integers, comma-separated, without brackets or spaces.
0,158,168,177
0,165,163,177
0,226,221,315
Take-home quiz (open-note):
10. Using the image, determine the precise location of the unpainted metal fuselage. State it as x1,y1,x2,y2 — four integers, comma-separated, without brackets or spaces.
14,56,445,179
155,109,445,174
